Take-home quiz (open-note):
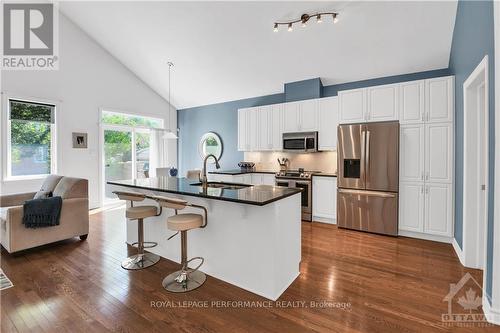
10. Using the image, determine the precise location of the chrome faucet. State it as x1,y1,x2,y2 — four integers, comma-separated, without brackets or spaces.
200,154,221,187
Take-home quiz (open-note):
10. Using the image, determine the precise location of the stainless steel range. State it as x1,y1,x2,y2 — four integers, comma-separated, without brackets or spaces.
275,169,318,221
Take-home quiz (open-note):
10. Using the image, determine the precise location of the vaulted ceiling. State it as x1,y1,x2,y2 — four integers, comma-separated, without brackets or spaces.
59,1,457,109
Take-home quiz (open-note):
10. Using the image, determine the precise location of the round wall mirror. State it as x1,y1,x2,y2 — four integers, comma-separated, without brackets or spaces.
198,132,223,163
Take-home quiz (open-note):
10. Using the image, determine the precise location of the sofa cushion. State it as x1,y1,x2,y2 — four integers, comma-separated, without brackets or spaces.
53,177,87,199
36,175,63,198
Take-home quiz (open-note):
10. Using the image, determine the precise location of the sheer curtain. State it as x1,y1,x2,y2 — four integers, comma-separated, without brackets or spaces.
149,129,169,177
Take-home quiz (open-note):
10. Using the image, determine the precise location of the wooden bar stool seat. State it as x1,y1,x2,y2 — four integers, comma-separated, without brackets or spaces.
150,195,208,293
113,191,162,270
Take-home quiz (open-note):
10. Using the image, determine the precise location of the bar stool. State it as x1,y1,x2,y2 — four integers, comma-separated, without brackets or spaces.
150,195,208,292
113,191,162,270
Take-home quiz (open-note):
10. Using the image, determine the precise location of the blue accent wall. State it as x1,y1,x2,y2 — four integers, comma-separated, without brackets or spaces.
448,0,495,302
178,93,284,174
284,78,323,102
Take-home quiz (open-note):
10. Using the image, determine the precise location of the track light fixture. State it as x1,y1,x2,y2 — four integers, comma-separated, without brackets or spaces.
273,11,338,32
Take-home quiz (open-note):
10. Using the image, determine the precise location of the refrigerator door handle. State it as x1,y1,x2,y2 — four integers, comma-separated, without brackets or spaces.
365,130,371,181
338,188,397,198
361,130,366,182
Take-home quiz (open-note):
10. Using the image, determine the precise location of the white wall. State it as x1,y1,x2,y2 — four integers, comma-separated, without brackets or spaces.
0,14,177,208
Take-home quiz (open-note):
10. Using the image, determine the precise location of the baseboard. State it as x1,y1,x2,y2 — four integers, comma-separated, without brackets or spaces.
483,297,500,326
312,216,336,225
452,238,465,266
398,230,453,244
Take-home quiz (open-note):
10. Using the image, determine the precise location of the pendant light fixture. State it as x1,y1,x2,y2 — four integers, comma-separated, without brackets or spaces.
163,61,178,140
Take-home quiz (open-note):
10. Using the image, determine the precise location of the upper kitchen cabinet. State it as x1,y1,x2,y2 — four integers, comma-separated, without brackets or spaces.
270,104,283,150
238,108,250,151
258,105,273,151
237,107,260,151
339,88,366,123
399,80,425,124
300,99,319,131
259,104,283,151
318,96,338,151
282,101,301,133
282,99,318,133
366,83,399,122
425,76,454,123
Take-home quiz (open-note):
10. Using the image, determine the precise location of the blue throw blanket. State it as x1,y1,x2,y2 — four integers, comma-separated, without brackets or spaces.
23,196,63,228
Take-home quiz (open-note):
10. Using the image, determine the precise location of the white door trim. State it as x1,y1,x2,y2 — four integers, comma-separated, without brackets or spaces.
462,55,489,270
493,0,500,316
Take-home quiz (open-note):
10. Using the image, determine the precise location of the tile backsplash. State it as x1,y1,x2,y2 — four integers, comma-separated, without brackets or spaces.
244,151,337,174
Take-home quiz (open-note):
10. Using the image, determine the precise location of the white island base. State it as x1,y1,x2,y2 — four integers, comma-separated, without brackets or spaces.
116,187,302,301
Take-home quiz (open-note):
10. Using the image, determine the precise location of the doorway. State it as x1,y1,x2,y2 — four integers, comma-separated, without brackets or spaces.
99,110,163,205
462,55,489,270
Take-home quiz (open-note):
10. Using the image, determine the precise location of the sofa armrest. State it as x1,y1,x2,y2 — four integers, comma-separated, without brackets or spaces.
0,192,36,207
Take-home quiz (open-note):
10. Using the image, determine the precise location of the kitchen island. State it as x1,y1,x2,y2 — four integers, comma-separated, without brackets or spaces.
107,177,302,300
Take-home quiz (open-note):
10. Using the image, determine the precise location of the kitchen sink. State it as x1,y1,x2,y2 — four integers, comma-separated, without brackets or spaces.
190,182,251,190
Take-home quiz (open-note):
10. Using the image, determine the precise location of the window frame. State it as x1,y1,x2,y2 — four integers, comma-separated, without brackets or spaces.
3,95,58,181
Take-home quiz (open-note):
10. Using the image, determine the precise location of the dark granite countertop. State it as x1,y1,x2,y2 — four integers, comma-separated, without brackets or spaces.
107,177,302,206
208,169,277,175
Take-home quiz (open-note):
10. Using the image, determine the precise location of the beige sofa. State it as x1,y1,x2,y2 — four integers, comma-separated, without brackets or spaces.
0,175,89,253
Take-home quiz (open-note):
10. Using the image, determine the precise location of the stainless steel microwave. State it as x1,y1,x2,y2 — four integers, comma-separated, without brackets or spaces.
282,132,318,153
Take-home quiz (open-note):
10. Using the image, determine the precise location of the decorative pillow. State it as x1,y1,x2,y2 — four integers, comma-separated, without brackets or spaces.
33,191,52,199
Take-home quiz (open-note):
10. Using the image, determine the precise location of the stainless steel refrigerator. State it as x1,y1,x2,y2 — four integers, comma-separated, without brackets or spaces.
337,121,399,236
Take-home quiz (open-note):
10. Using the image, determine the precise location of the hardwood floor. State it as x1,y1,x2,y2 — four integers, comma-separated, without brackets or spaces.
1,206,498,332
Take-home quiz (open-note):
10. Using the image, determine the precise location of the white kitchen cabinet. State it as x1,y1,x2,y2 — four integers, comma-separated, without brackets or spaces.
425,122,453,184
282,100,318,133
312,176,337,224
300,99,319,131
367,83,399,122
251,173,263,185
261,174,276,186
424,183,453,237
258,106,272,151
248,108,259,151
237,108,250,151
399,182,424,232
339,88,366,123
282,101,301,133
425,76,454,123
271,104,283,150
233,174,252,185
400,124,425,182
399,182,452,237
399,80,425,124
216,174,234,183
250,173,275,185
318,96,338,151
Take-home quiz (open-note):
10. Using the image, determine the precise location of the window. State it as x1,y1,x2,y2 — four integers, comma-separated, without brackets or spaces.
7,99,56,178
101,110,163,128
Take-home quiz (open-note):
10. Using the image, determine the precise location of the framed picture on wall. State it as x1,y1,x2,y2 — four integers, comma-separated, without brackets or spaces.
72,132,88,148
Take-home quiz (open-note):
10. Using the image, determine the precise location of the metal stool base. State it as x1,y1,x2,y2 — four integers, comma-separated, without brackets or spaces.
162,270,206,292
121,253,160,270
